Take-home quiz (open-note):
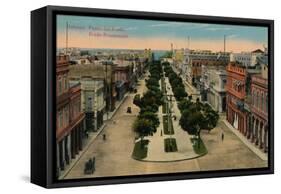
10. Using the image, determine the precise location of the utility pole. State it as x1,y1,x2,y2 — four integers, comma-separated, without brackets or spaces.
105,62,109,120
224,35,226,65
65,22,68,55
224,35,226,54
164,93,174,138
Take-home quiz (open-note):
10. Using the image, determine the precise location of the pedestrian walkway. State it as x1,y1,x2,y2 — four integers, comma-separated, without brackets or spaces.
222,120,268,161
141,77,199,162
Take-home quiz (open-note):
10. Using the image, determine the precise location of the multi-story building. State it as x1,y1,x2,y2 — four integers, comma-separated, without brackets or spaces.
114,60,135,92
226,62,248,134
56,55,85,178
226,61,268,152
68,63,108,131
201,65,227,112
172,48,185,70
182,49,230,86
249,55,268,152
230,49,264,67
144,48,153,62
189,59,226,87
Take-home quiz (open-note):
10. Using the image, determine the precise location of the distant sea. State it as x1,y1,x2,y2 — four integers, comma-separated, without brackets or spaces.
58,47,168,60
153,50,167,60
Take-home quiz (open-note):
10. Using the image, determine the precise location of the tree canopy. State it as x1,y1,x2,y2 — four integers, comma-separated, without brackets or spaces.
179,102,219,135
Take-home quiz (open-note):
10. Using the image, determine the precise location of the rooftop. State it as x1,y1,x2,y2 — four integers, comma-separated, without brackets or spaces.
68,63,105,79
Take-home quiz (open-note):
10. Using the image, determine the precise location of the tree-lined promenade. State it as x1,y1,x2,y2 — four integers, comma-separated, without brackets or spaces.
131,60,219,161
132,61,163,159
162,62,219,151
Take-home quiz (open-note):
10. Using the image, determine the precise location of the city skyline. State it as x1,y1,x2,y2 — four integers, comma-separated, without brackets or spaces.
57,15,268,52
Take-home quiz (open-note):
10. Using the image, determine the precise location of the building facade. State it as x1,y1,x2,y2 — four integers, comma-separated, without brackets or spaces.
201,65,227,112
226,63,248,134
229,49,264,67
56,55,85,178
182,50,230,86
226,60,267,152
69,77,106,132
249,55,268,152
249,75,268,152
114,61,135,92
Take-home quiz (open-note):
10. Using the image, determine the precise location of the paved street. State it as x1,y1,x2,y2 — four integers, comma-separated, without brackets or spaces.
62,73,267,180
196,119,267,171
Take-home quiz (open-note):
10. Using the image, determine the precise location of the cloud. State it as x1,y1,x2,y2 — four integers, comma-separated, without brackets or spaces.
227,34,238,39
149,22,212,28
205,27,232,31
149,22,185,27
125,27,137,31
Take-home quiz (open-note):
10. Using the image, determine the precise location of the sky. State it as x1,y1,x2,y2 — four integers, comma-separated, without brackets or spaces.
57,15,268,52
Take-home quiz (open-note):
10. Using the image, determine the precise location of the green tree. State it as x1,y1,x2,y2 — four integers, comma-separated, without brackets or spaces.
138,111,159,132
146,77,159,87
170,78,182,87
178,99,192,113
201,103,219,131
173,86,187,101
133,118,154,147
179,102,219,148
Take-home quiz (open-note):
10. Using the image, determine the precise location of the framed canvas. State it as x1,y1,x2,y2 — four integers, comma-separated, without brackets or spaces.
31,5,274,188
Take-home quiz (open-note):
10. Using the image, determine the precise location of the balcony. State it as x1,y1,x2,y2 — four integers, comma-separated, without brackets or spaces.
57,91,70,108
57,55,69,65
252,75,268,88
226,86,245,99
226,64,246,76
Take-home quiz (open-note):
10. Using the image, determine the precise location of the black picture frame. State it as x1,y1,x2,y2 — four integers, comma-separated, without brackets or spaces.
31,5,274,188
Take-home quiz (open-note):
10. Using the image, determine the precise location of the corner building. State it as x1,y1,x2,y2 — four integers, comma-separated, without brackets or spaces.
56,55,85,177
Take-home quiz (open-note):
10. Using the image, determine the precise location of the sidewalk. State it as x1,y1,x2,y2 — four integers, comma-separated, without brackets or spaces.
103,93,129,121
60,90,131,179
222,120,268,161
59,123,106,179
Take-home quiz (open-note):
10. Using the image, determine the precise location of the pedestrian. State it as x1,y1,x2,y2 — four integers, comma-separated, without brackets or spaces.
103,134,106,141
160,130,163,136
221,132,224,142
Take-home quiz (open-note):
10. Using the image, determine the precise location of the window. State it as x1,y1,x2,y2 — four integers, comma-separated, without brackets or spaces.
64,106,69,125
58,110,63,128
64,75,68,91
252,90,255,106
58,77,62,95
256,91,260,110
265,95,268,113
261,93,264,111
